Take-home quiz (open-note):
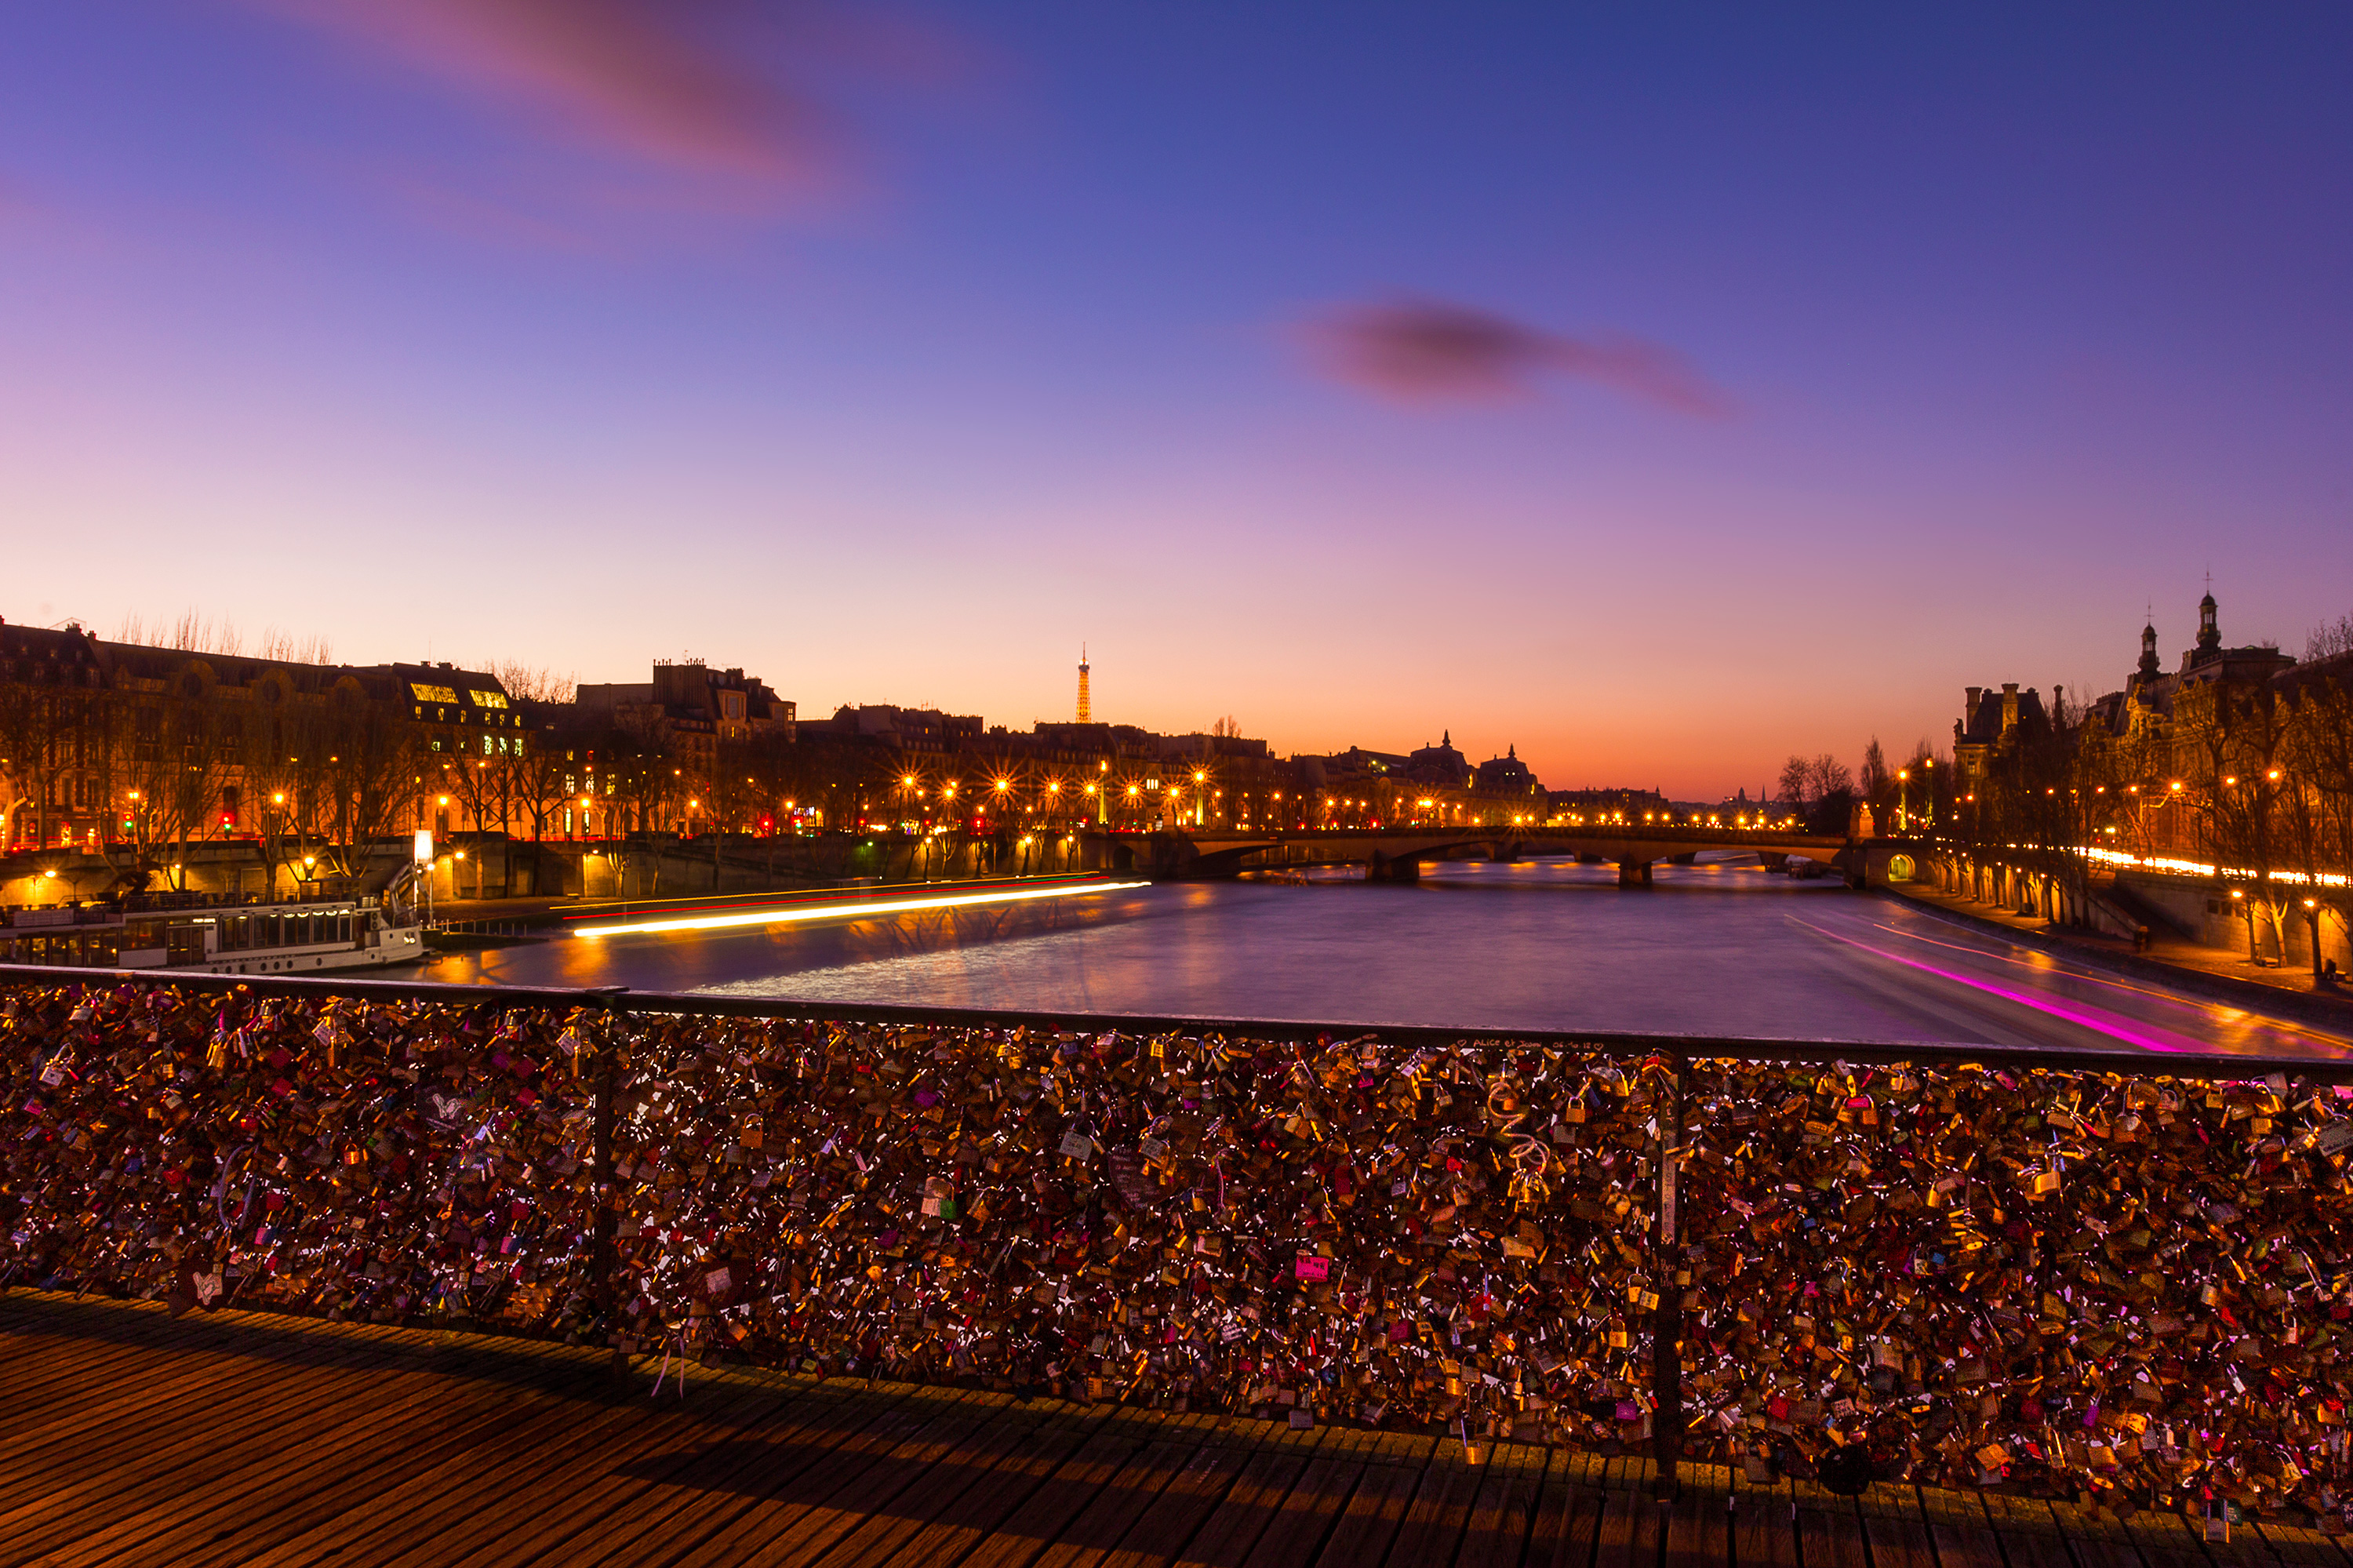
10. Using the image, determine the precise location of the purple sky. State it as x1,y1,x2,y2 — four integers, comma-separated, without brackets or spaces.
3,4,2348,798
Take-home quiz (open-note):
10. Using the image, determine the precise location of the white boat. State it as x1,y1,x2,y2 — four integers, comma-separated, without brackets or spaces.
0,865,427,974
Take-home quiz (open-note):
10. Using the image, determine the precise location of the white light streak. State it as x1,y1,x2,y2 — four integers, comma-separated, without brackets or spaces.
2081,846,2349,888
573,880,1152,940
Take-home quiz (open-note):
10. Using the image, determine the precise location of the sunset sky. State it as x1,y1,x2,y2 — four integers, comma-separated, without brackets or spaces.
4,4,2348,798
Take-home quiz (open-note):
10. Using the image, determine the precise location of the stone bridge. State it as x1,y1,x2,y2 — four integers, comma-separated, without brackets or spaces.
1081,826,1927,888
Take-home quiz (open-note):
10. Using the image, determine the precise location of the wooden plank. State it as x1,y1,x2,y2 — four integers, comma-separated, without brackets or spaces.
0,1328,406,1544
958,1427,1175,1568
533,1380,883,1568
1664,1464,1728,1568
1526,1446,1601,1568
1545,1486,1612,1568
1092,1439,1255,1568
816,1400,1111,1568
1385,1442,1489,1568
1457,1441,1546,1568
171,1360,629,1568
1924,1486,2006,1568
0,1316,227,1421
1310,1445,1423,1568
2175,1505,2279,1568
1169,1439,1311,1567
1861,1503,1940,1568
2046,1492,2151,1568
0,1341,348,1504
1241,1447,1362,1568
1796,1497,1870,1568
1733,1479,1796,1568
238,1373,739,1566
2125,1507,2217,1568
1022,1435,1217,1568
1994,1499,2089,1568
381,1376,795,1568
811,1399,1082,1568
1597,1483,1667,1568
0,1320,381,1464
271,1388,685,1566
35,1337,605,1568
2255,1520,2353,1568
162,1373,605,1567
672,1388,1004,1567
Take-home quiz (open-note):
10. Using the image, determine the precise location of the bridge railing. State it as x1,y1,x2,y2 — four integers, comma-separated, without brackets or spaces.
3,961,2348,1524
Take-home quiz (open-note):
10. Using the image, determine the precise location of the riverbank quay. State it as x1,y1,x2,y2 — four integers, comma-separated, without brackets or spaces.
12,1290,2337,1568
1886,883,2353,1035
5,966,2353,1537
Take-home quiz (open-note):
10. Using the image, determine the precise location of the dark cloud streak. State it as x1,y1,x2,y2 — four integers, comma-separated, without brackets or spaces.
243,0,958,204
1300,298,1733,417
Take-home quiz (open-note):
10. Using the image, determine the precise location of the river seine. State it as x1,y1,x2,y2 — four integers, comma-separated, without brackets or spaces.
424,858,2345,1059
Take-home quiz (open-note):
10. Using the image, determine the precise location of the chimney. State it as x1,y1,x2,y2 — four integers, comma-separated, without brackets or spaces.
2001,682,2020,733
1964,686,1983,729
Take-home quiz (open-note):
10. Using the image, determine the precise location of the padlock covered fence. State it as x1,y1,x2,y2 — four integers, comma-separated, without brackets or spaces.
5,964,2353,1525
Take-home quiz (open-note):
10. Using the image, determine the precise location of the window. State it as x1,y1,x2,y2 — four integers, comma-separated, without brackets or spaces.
469,689,508,709
411,682,459,703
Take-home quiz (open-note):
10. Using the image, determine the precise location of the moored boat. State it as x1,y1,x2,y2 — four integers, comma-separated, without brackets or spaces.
0,869,426,974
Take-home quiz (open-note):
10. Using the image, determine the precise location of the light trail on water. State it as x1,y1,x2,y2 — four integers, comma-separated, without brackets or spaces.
1789,913,2196,1053
572,880,1152,940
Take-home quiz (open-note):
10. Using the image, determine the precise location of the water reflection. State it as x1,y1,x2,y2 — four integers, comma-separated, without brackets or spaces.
427,857,2345,1056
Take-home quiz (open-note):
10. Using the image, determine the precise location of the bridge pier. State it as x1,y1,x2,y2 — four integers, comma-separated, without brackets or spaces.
1367,853,1421,884
1490,844,1519,864
1577,853,1603,865
1617,860,1653,889
1667,852,1697,866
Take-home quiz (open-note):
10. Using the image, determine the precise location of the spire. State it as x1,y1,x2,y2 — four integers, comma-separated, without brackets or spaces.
2196,585,2220,657
1075,646,1091,724
2138,611,2160,678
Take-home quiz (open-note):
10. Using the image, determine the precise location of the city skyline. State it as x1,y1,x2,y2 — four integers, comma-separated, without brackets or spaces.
4,6,2348,798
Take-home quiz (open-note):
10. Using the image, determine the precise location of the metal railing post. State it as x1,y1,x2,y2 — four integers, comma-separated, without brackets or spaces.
1653,1053,1686,1495
589,987,627,1379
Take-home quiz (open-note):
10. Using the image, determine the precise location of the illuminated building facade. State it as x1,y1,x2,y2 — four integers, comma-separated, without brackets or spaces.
0,616,521,858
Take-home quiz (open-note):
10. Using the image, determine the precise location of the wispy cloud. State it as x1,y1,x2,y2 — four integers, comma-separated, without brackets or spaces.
244,0,959,206
1298,297,1733,417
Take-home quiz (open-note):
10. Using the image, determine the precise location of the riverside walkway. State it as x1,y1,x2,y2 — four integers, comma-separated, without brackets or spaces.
3,1291,2344,1568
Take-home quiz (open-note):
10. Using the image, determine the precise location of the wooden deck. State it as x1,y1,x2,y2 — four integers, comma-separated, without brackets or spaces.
2,1293,2348,1568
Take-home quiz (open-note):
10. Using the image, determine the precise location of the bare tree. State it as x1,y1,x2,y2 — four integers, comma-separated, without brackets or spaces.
2281,660,2353,976
312,693,422,885
0,680,37,849
2304,613,2353,663
1858,737,1893,814
439,744,501,900
489,662,576,705
1777,753,1856,833
115,694,240,890
255,627,335,666
2191,684,2297,961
